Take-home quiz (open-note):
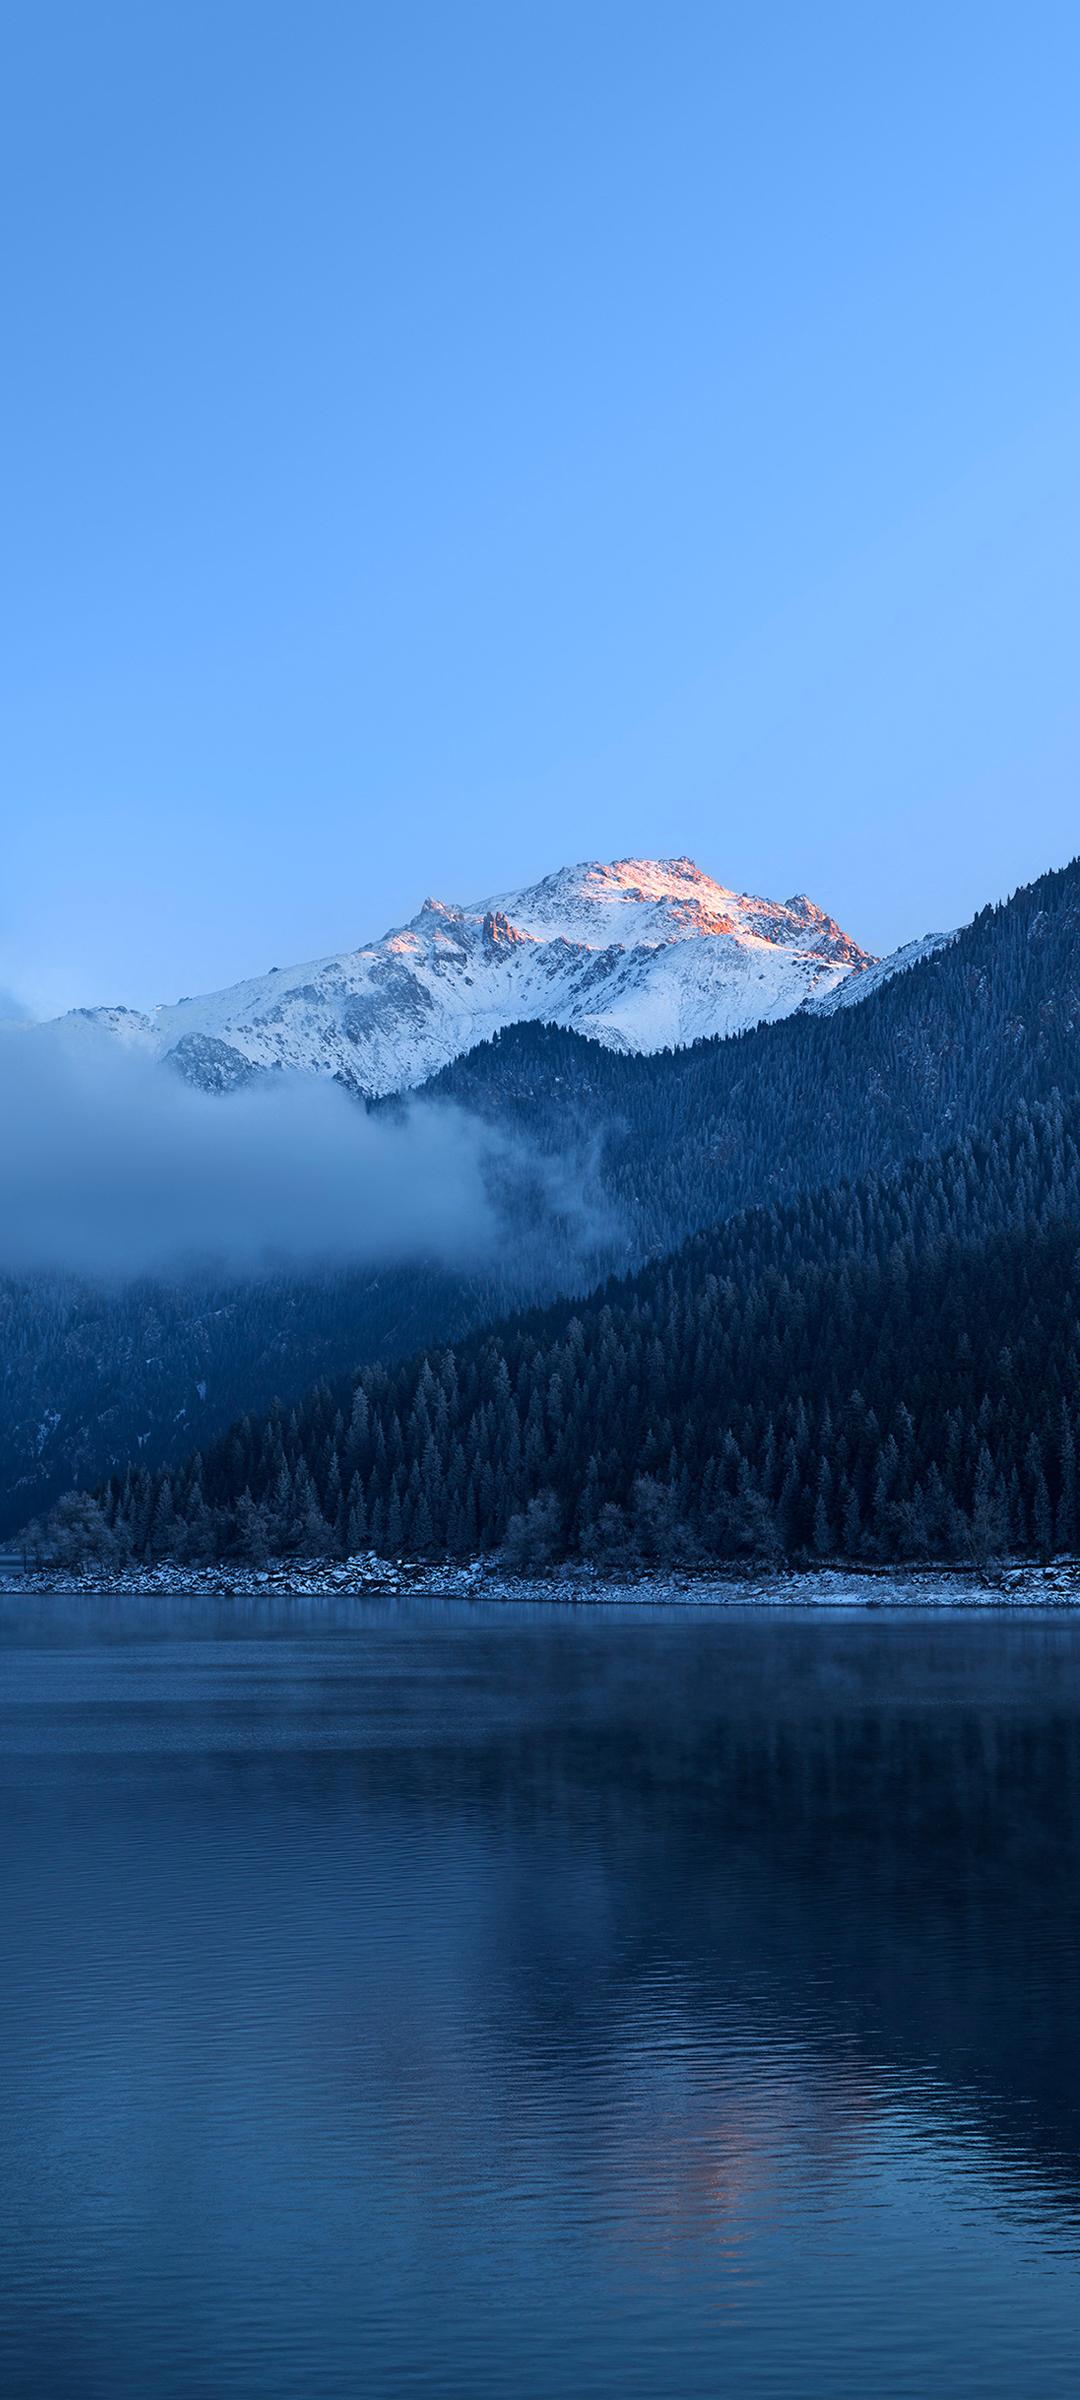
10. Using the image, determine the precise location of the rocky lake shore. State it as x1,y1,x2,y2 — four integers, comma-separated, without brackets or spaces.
5,1553,1080,1607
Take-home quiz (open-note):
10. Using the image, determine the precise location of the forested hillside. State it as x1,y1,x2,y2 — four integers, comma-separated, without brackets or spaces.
10,853,1080,1550
0,1263,512,1540
1,1104,602,1538
38,1090,1080,1569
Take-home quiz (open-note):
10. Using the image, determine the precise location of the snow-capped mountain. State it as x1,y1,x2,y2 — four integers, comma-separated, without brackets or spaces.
54,856,895,1096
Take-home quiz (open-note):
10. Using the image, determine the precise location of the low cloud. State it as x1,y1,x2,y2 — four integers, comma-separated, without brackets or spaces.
0,1025,514,1278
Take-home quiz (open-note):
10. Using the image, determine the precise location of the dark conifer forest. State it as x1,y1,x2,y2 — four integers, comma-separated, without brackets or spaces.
15,853,1080,1569
35,1089,1080,1570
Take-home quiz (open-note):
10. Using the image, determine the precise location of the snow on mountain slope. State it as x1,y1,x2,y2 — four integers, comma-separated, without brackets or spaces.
50,856,888,1096
804,926,958,1013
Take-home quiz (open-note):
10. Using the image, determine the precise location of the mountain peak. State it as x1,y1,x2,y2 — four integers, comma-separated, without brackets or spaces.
481,855,869,967
51,851,883,1097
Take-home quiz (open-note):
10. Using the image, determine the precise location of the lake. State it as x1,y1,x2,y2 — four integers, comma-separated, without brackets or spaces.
1,1593,1078,2397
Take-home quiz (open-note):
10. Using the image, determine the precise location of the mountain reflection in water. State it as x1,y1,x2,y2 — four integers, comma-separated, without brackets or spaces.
0,1597,1078,2398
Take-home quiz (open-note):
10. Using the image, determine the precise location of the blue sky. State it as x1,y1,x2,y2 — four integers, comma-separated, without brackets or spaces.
4,1,1080,1013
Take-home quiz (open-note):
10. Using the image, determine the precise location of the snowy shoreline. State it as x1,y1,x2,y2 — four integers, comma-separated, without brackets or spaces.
5,1554,1080,1608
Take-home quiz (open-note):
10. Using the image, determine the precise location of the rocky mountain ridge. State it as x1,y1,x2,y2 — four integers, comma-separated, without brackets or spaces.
46,855,912,1095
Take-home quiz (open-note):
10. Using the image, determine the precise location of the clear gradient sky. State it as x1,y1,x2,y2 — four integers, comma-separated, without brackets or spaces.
4,1,1080,1015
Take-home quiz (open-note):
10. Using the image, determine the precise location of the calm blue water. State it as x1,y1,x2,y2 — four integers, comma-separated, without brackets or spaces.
1,1594,1078,2398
